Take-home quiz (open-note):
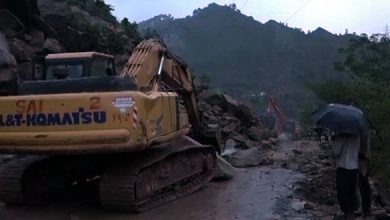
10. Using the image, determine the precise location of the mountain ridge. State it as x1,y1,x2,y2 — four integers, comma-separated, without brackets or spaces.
139,3,353,116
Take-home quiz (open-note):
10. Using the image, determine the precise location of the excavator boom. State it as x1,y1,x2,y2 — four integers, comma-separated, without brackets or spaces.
121,39,203,136
268,95,286,135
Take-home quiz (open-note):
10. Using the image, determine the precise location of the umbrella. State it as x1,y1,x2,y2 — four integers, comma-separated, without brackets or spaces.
312,103,371,134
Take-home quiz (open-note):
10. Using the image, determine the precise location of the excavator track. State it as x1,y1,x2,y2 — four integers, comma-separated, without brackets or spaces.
0,156,48,205
100,137,216,212
0,155,103,205
0,139,216,212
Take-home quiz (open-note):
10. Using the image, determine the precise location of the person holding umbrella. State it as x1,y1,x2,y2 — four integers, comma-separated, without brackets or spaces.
332,132,360,219
313,103,372,219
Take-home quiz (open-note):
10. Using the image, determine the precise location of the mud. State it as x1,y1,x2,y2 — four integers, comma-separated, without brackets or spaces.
0,163,302,220
2,140,368,220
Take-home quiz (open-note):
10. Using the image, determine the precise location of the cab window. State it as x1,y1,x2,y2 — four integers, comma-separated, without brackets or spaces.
46,63,84,80
90,58,115,77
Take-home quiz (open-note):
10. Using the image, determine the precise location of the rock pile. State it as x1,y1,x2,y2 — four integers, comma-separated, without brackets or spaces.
290,142,390,219
0,0,139,93
0,0,64,87
196,87,278,167
0,31,17,95
37,0,137,67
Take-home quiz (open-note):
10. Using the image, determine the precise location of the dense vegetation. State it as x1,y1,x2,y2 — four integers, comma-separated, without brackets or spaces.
140,3,354,117
65,0,142,55
68,0,117,23
310,34,390,188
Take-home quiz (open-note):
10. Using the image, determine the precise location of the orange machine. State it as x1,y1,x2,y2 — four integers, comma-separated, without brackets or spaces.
267,95,300,139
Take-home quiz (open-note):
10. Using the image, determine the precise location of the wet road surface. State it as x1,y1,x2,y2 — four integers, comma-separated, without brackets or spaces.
0,166,302,220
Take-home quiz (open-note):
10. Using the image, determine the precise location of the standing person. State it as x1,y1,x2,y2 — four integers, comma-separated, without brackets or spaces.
314,127,323,142
333,133,361,220
358,130,372,216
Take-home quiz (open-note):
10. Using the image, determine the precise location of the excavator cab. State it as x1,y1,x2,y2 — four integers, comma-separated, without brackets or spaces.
19,52,136,95
42,52,116,80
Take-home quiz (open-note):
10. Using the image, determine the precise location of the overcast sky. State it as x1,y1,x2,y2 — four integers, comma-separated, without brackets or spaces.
105,0,390,35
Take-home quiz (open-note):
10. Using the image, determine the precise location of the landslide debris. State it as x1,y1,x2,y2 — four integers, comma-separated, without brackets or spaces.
0,31,17,95
195,79,278,168
0,0,141,94
287,141,390,219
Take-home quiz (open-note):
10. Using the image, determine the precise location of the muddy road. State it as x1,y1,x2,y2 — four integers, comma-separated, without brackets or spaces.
0,141,321,220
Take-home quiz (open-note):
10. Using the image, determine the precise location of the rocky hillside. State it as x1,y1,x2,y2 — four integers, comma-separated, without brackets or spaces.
140,3,354,116
0,0,140,94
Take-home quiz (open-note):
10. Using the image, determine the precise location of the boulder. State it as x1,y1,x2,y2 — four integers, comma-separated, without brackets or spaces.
213,155,235,181
205,93,258,127
8,38,35,62
38,0,71,18
222,122,238,134
205,94,239,114
222,139,237,155
224,94,240,112
211,105,223,113
198,100,212,111
0,9,25,38
0,0,40,26
228,133,254,149
261,140,273,149
291,200,306,212
244,139,260,148
234,104,258,125
203,111,219,124
230,133,247,144
223,115,239,122
37,0,71,30
223,148,264,167
58,27,100,52
69,4,111,28
220,119,229,127
247,126,265,141
206,123,219,131
262,129,277,139
205,93,226,106
277,133,290,142
0,32,16,66
269,137,278,145
43,38,63,53
0,31,17,94
198,90,215,101
31,14,60,39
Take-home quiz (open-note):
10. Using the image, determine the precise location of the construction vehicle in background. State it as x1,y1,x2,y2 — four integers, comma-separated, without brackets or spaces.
266,95,300,139
0,39,216,212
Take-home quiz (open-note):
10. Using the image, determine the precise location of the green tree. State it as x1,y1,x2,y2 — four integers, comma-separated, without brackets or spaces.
121,18,142,43
93,0,114,16
337,35,390,186
143,28,161,40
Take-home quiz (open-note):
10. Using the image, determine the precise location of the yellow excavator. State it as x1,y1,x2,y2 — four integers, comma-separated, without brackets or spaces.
0,39,216,212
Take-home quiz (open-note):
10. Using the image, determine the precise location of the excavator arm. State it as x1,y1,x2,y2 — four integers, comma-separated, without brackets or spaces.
120,39,203,136
268,95,287,135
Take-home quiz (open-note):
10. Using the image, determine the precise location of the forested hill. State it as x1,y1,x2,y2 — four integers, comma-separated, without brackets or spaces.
139,3,354,116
